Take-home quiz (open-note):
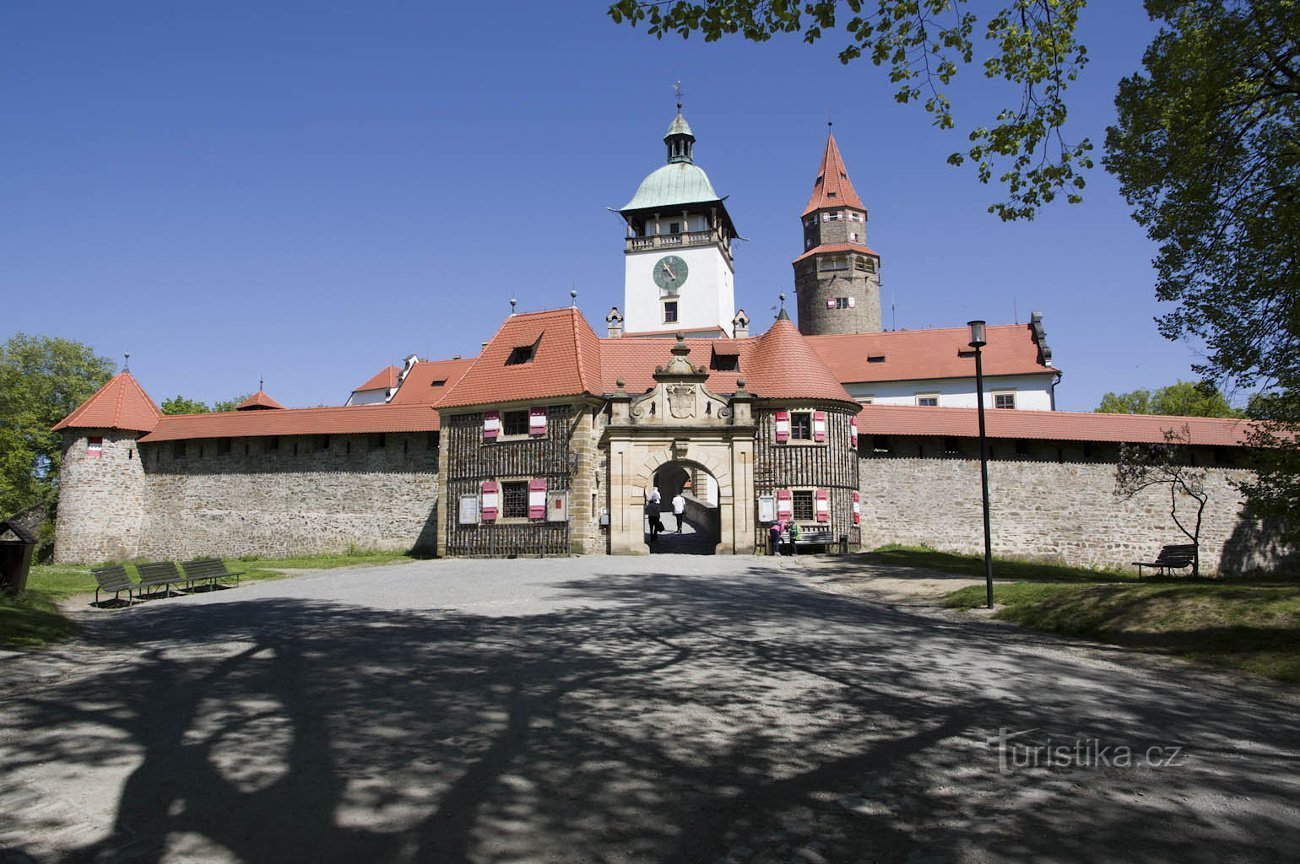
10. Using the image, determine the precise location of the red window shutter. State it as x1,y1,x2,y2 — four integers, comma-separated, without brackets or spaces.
528,478,547,519
774,409,790,443
813,410,827,442
529,407,547,437
815,489,830,522
481,481,499,522
776,488,793,520
87,436,103,458
483,410,500,440
849,417,858,447
852,490,861,524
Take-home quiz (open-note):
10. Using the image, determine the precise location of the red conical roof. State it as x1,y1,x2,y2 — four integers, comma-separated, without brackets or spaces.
747,317,858,404
52,371,161,433
236,390,284,411
803,131,866,216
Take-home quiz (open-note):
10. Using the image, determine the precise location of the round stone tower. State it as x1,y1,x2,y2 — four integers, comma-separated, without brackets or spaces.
792,129,883,335
51,371,159,563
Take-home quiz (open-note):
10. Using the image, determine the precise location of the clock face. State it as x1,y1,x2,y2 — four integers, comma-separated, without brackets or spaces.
652,255,689,292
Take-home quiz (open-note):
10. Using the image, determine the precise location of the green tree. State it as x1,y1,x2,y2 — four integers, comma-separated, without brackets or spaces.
159,395,211,415
1105,0,1299,529
1096,381,1242,417
212,394,252,413
0,334,115,517
608,0,1093,220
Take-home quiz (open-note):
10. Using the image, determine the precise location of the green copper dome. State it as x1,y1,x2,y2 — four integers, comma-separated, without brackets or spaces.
620,161,721,211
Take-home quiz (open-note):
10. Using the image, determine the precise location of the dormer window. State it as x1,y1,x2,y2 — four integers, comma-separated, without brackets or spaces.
506,336,541,366
867,355,886,363
430,379,446,387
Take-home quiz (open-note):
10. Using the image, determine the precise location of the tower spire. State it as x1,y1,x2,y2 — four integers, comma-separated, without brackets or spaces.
664,82,695,164
802,129,866,216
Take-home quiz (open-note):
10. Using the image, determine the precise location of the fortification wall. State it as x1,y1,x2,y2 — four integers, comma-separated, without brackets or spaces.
857,438,1287,574
135,432,439,560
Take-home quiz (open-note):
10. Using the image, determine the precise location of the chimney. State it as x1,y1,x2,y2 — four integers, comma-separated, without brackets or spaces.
732,309,750,339
606,306,624,339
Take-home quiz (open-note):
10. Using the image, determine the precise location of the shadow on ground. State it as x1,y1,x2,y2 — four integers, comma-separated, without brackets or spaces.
2,565,1298,863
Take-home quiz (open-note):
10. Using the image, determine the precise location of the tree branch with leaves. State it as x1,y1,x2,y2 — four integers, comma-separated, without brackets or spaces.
1115,425,1210,576
608,0,1093,219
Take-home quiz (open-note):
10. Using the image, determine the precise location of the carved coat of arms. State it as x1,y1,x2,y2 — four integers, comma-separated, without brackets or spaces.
667,384,696,419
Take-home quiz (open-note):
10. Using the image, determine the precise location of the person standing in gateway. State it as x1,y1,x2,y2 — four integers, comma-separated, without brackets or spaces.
671,492,686,533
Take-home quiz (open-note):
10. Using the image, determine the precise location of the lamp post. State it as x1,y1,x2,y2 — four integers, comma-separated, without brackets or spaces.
968,320,994,609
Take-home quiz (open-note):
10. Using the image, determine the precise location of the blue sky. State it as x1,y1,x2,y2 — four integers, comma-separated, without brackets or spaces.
2,2,1205,412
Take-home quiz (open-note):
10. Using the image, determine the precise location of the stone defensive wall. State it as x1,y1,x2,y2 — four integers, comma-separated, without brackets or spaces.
858,435,1289,575
55,430,439,563
56,427,1292,573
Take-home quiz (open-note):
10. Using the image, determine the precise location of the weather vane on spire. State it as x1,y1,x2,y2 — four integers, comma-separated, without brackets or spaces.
259,374,264,392
673,81,684,112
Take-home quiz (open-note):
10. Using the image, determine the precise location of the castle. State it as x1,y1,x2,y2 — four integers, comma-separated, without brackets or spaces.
52,109,1275,571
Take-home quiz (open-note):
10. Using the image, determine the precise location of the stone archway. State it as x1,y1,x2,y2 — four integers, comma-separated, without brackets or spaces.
647,459,720,554
603,335,757,556
607,440,754,555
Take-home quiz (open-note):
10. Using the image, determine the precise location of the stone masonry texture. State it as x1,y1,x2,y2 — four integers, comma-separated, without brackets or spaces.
858,441,1279,574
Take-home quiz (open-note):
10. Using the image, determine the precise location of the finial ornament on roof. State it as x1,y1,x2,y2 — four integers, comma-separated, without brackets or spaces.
673,80,683,111
259,374,265,392
777,293,790,320
123,353,130,372
570,289,578,308
510,297,517,316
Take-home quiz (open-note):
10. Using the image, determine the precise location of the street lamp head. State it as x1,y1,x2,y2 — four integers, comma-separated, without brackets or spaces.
967,320,987,348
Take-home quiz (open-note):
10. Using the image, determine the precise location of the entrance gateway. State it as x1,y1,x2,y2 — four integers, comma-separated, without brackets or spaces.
605,338,756,555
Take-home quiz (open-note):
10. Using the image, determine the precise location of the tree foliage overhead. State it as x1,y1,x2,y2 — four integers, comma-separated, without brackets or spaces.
0,334,116,517
160,395,212,416
1105,0,1299,393
608,0,1093,219
1095,380,1243,417
1105,1,1299,530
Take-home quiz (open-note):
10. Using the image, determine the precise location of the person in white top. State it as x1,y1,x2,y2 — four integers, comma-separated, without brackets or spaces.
671,493,686,533
649,488,661,504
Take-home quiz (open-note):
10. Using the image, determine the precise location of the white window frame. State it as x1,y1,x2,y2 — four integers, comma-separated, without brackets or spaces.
916,393,940,407
993,391,1017,410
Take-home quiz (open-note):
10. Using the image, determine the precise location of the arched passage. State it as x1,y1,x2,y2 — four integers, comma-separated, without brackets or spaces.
647,460,720,554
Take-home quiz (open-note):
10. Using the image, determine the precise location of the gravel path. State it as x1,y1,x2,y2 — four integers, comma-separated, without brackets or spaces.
1,555,1297,863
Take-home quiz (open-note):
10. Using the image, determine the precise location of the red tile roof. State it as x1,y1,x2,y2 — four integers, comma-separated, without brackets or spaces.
435,309,604,409
52,372,161,433
353,365,399,393
747,318,857,404
140,404,442,442
236,391,284,411
855,404,1252,446
598,318,856,405
807,324,1057,384
792,241,879,264
387,357,477,406
803,131,866,216
601,337,743,394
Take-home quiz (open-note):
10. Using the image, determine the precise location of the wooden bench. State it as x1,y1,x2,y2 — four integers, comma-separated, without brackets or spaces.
136,561,189,597
783,528,846,555
181,558,241,590
1132,544,1197,580
91,565,138,607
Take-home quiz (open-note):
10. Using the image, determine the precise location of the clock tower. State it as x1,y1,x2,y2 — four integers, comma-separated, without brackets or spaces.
618,106,739,337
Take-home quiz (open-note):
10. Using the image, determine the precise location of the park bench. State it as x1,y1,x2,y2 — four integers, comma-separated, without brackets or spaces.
1132,543,1197,580
91,565,138,607
783,528,847,555
181,558,241,590
135,561,185,597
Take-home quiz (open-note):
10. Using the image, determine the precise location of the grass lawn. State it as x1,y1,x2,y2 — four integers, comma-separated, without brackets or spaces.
863,544,1137,584
945,579,1300,685
0,550,415,649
